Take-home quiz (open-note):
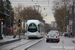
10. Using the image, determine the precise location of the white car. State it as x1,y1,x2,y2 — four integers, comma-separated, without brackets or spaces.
50,30,60,36
46,32,60,42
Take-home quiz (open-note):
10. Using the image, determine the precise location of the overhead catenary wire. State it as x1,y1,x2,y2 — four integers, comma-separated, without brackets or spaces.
11,0,51,5
11,0,51,8
11,0,51,2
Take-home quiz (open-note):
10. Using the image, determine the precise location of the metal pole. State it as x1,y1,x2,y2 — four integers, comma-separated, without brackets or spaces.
12,10,14,35
33,5,37,19
19,29,20,39
18,19,21,39
36,14,37,19
1,22,3,36
72,0,74,37
9,10,13,35
5,20,6,37
24,20,25,33
68,10,69,25
0,21,3,39
12,14,13,35
33,5,42,19
66,10,69,32
37,6,39,19
9,10,12,35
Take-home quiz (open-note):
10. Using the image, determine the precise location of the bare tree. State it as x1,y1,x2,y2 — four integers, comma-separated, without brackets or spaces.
14,4,24,21
21,6,43,22
14,4,43,22
52,0,72,32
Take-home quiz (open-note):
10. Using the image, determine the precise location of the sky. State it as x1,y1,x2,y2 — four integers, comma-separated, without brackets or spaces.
10,0,55,24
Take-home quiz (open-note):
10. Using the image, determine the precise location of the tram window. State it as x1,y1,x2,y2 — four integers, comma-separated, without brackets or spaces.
28,23,37,32
38,24,40,32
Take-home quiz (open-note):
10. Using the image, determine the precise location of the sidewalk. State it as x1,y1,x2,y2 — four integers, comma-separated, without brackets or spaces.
0,36,20,46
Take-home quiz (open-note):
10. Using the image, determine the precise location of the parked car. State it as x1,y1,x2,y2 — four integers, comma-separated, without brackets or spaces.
46,32,60,43
63,32,69,37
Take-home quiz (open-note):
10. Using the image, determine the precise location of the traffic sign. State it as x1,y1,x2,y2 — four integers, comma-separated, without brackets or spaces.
18,26,21,29
45,14,47,17
65,26,67,28
18,19,21,26
69,20,72,25
44,8,45,10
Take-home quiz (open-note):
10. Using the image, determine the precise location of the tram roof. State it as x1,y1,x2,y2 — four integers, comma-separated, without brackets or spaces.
26,19,44,26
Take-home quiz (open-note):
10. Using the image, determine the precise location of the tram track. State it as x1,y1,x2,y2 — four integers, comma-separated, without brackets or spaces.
0,38,43,50
10,39,33,50
11,38,43,50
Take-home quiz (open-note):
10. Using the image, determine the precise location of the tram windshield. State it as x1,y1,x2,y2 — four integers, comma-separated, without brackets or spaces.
28,23,37,32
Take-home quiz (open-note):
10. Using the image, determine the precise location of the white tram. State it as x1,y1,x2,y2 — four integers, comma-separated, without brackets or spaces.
25,19,45,39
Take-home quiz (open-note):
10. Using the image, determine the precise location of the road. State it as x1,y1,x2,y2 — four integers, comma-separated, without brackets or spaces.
27,36,75,50
0,38,43,50
0,36,75,50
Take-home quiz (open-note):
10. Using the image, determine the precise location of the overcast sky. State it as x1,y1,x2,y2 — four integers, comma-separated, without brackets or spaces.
10,0,55,24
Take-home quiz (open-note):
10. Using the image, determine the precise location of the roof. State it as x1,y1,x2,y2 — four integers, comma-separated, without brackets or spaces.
26,19,40,26
0,12,10,17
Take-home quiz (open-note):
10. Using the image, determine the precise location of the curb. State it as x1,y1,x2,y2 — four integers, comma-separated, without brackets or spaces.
0,39,21,46
25,39,43,50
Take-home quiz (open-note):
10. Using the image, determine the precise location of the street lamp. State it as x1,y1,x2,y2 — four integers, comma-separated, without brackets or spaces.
64,4,72,32
72,0,75,37
33,5,42,19
65,16,68,24
33,5,42,12
9,10,14,35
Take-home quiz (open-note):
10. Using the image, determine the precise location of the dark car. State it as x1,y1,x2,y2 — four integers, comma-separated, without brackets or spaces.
46,32,60,43
64,32,69,37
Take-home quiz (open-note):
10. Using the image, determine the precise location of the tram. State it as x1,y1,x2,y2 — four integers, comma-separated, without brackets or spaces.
25,19,45,39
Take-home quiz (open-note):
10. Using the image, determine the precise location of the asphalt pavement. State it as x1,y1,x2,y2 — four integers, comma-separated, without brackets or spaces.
0,38,43,50
27,36,75,50
0,36,75,50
